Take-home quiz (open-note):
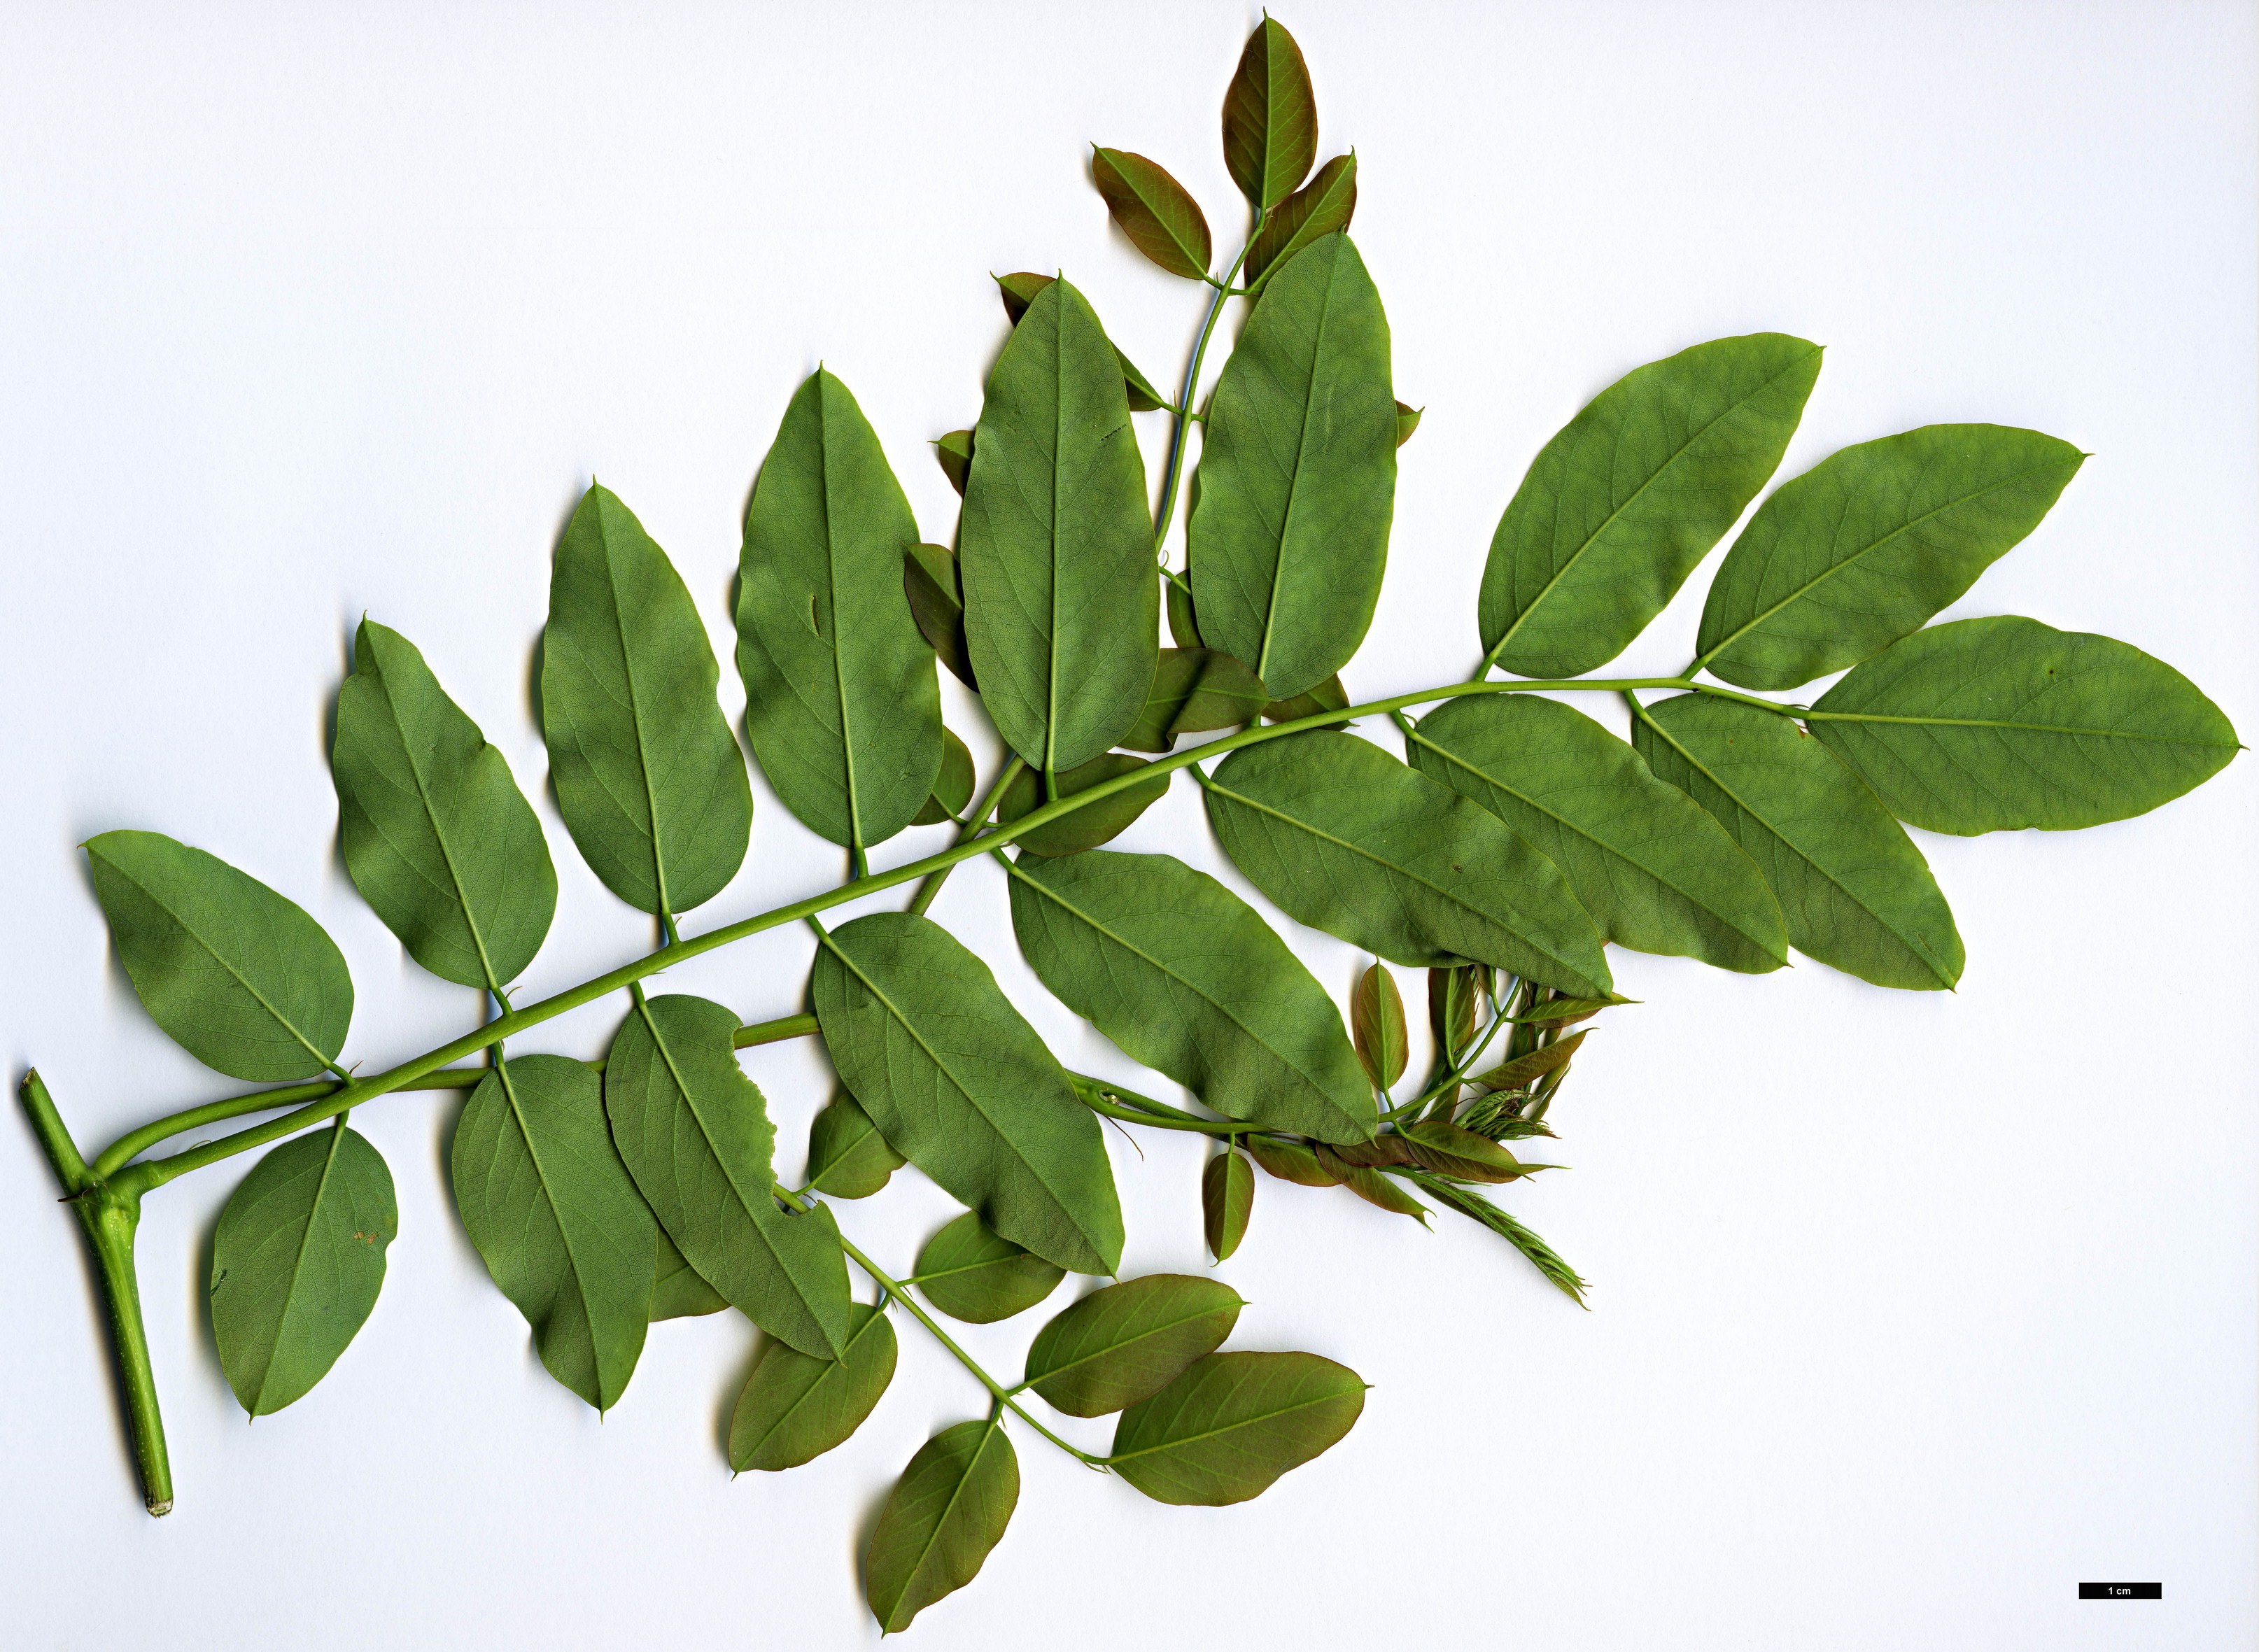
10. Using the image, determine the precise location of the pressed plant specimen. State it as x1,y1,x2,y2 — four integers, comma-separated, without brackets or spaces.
21,15,2237,1632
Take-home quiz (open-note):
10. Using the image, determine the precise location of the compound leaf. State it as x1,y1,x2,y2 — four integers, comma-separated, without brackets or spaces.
542,483,752,916
1190,234,1395,701
1109,1350,1364,1505
603,993,850,1357
1004,849,1377,1143
1405,694,1786,973
730,1301,897,1472
86,830,353,1083
1696,425,2086,691
962,278,1158,774
1025,1274,1244,1417
739,369,943,852
864,1418,1019,1633
915,1212,1066,1324
209,1120,395,1416
812,912,1124,1275
334,619,556,989
1806,616,2239,833
1204,731,1612,997
453,1054,654,1409
1632,694,1962,989
1480,334,1821,678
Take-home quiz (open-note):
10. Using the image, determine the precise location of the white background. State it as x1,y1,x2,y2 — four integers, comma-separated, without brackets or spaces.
3,3,2253,1647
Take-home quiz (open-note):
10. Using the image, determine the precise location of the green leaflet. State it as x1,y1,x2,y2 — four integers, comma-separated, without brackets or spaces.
915,1212,1066,1324
1024,1274,1244,1417
542,482,752,916
649,1226,728,1320
934,430,974,496
1203,732,1613,998
997,754,1169,856
1394,401,1422,446
805,1089,905,1200
1190,234,1396,700
1091,147,1212,279
911,728,976,828
1632,695,1963,989
1109,1350,1364,1506
1222,16,1317,208
85,831,353,1083
209,1119,395,1416
1405,695,1786,974
1696,425,2086,691
334,620,556,990
1204,1150,1255,1262
1351,962,1409,1089
962,278,1159,773
903,544,974,691
1480,334,1822,678
812,912,1124,1275
738,369,944,852
1166,577,1207,648
729,1301,898,1472
1263,670,1350,726
1120,647,1269,753
1806,616,2240,833
994,272,1171,411
603,994,850,1358
1244,153,1357,284
1004,849,1376,1143
452,1055,654,1410
864,1418,1019,1633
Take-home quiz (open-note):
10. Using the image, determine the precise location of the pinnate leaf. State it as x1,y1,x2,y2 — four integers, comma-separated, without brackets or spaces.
1025,1274,1244,1417
1633,694,1963,989
1351,963,1408,1089
731,1301,897,1472
1222,17,1318,209
209,1120,395,1416
1806,616,2239,833
1480,334,1821,678
1091,147,1212,279
1696,425,2085,691
915,1212,1066,1324
453,1055,654,1409
334,619,556,989
738,369,943,852
86,830,353,1083
1109,1350,1365,1505
864,1418,1019,1632
542,482,752,916
962,278,1159,773
1190,234,1396,701
1204,731,1612,998
1005,849,1377,1143
812,912,1125,1275
603,993,851,1357
1406,694,1786,974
